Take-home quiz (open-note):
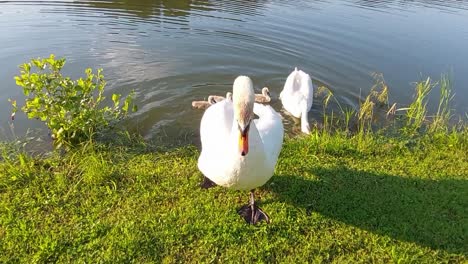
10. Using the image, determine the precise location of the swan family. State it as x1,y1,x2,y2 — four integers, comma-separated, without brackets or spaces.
192,88,271,110
196,68,313,224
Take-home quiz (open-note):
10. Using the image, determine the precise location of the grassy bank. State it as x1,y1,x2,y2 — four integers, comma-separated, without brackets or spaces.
1,69,467,262
0,129,467,262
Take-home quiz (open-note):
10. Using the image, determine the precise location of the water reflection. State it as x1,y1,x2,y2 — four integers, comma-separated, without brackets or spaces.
1,0,467,144
78,0,270,20
82,0,212,18
97,0,468,16
81,0,468,15
352,0,468,11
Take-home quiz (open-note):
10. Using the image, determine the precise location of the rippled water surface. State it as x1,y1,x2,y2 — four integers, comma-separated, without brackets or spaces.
1,0,468,142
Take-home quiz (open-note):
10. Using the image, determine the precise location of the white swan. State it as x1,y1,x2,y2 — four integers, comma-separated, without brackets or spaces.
198,76,284,224
279,67,314,134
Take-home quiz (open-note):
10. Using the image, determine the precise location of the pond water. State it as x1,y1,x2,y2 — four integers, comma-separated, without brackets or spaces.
1,0,468,143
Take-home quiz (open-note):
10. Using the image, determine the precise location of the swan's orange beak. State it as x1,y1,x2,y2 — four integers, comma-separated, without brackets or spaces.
238,123,250,156
239,133,249,156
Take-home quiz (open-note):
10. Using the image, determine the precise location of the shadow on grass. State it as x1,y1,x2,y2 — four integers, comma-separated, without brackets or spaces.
266,167,467,254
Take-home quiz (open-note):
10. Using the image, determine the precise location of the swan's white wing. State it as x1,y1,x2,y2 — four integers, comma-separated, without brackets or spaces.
253,103,284,168
279,68,298,100
297,69,314,110
280,68,305,117
199,100,233,153
284,71,296,92
198,99,234,183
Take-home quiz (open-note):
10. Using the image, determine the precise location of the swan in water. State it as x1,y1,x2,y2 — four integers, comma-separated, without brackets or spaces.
209,92,233,103
279,67,314,134
255,87,271,103
198,76,284,224
192,92,233,110
192,96,217,109
210,88,269,105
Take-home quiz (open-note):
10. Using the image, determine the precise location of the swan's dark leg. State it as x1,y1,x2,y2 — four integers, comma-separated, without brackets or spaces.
238,189,270,224
200,176,217,189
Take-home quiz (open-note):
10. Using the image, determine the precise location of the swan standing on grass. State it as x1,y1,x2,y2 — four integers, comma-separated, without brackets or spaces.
279,67,314,134
198,76,284,224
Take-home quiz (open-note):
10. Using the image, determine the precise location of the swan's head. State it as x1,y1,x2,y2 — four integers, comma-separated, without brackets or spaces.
233,76,255,156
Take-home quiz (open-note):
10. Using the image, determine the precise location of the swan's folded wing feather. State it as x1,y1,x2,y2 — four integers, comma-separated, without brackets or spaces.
199,100,233,153
283,69,299,93
298,70,314,110
253,103,284,167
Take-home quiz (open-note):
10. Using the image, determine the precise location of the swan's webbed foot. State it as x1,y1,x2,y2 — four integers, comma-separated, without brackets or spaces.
238,204,270,225
237,190,270,225
200,176,217,189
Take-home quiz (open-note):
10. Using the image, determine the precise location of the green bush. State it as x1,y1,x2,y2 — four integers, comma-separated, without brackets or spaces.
11,54,136,149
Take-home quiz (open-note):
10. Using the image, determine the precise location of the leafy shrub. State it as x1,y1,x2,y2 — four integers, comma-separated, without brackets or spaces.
11,54,136,149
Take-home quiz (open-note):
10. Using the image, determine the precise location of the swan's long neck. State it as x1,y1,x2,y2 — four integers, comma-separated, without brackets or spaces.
233,76,255,131
232,76,257,156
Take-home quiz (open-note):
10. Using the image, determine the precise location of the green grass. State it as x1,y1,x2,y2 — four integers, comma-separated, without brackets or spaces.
1,74,467,263
0,130,466,263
